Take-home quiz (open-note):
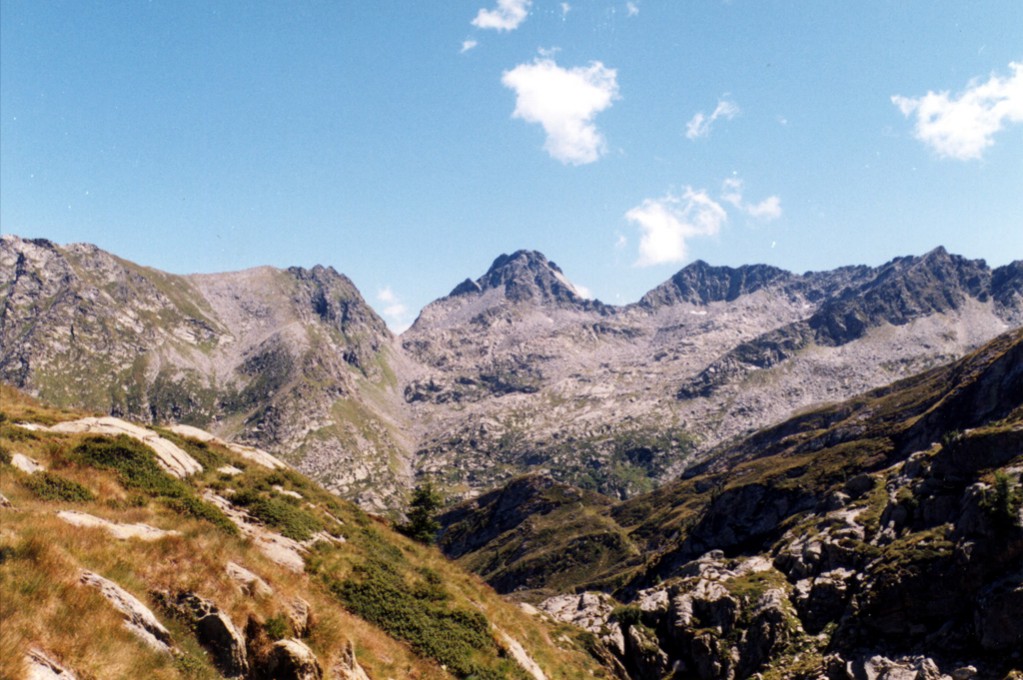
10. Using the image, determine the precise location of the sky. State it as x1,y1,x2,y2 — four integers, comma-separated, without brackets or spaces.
2,1,1021,332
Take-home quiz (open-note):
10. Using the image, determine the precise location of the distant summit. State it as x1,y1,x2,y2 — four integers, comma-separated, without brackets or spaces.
448,250,590,305
640,260,792,308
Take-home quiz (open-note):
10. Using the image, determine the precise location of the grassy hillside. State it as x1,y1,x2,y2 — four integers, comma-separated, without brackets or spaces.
0,385,610,680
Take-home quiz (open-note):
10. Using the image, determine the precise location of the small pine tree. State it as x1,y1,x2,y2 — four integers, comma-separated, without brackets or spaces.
399,481,443,544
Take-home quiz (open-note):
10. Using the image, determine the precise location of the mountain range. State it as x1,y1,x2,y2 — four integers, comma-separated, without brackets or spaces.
3,235,1020,510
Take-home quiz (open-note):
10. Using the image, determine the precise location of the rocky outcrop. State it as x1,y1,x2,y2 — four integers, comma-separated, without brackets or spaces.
45,416,203,477
11,452,44,474
57,510,181,541
157,591,248,678
79,571,173,652
331,639,372,680
225,561,273,598
25,649,78,680
263,638,323,680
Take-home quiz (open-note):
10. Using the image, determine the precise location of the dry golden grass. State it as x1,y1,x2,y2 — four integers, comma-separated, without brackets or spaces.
1,384,609,679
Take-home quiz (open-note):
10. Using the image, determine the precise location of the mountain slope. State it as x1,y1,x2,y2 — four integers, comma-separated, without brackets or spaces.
404,246,1022,500
1,235,410,511
437,328,1023,678
0,385,609,680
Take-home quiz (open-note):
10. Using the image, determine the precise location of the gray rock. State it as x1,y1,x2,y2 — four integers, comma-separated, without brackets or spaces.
332,639,372,680
288,596,313,637
975,571,1023,651
79,570,173,652
225,561,273,598
158,591,247,677
625,624,670,680
793,568,854,633
25,648,78,680
265,638,322,680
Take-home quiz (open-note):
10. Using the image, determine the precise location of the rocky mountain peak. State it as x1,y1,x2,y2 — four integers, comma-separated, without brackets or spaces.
449,249,588,305
639,259,792,308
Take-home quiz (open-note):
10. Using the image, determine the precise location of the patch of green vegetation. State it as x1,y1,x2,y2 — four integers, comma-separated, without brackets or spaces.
330,557,515,679
73,435,190,497
0,442,10,465
724,568,789,603
231,490,321,541
22,471,96,502
263,613,291,641
0,422,41,442
146,369,221,426
982,470,1022,529
871,526,955,579
161,496,237,536
71,435,235,534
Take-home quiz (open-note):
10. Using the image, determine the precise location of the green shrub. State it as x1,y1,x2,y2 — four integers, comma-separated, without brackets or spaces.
0,443,10,465
231,491,321,541
263,613,291,640
162,496,237,536
612,604,643,629
985,471,1022,529
72,435,188,497
23,471,96,502
333,558,497,678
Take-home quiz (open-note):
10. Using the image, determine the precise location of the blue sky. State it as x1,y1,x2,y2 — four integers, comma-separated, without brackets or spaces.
2,1,1021,331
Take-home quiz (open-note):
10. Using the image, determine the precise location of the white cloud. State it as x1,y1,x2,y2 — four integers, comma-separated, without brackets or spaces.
626,188,728,266
460,39,478,53
892,61,1023,160
685,99,740,140
472,0,531,31
719,177,782,221
745,195,782,220
626,2,639,16
376,287,412,333
502,57,620,165
574,283,594,299
561,3,571,17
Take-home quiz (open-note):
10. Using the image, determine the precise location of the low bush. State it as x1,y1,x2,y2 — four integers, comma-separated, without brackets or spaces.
72,435,189,497
332,557,499,678
162,496,237,535
231,491,321,541
23,471,96,502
